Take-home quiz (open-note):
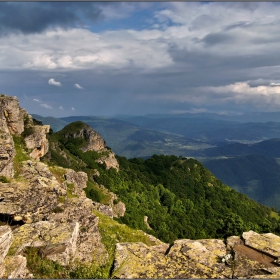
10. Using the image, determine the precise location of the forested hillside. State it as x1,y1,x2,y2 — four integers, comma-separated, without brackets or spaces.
43,121,280,243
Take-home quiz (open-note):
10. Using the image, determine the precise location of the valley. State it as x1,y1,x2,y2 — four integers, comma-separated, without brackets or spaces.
34,112,280,211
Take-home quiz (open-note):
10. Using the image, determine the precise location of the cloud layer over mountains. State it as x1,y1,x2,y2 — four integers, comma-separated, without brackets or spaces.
1,2,280,117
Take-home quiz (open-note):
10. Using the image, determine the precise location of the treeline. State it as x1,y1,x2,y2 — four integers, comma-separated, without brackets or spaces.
45,122,280,243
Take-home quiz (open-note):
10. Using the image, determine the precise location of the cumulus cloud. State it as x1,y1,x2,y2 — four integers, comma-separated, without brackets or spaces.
48,78,61,86
74,83,84,89
3,2,280,116
40,103,53,109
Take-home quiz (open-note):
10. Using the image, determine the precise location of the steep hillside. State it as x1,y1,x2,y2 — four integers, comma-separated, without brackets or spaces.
44,122,280,243
1,94,280,278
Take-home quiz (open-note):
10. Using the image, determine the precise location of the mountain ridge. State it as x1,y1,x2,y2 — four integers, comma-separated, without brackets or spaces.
0,95,278,278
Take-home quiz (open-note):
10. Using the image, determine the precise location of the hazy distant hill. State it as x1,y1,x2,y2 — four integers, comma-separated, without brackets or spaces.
203,155,280,210
192,138,280,157
118,115,280,142
32,113,280,210
32,115,215,158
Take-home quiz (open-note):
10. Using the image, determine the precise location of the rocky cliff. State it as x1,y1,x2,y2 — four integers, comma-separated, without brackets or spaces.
0,94,280,279
59,121,119,171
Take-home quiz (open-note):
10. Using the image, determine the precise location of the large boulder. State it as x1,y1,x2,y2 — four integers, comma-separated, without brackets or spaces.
112,239,232,279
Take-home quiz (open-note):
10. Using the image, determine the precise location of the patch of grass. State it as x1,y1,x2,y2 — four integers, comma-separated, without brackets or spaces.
85,180,111,204
13,135,30,178
270,211,280,221
0,176,10,183
49,166,66,184
94,209,157,260
66,183,78,198
21,127,36,138
70,261,110,279
24,245,109,279
24,247,70,278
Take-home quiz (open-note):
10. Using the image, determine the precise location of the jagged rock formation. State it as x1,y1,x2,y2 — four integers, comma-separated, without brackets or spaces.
0,95,26,136
0,95,23,178
112,231,280,279
24,125,50,161
61,122,119,170
0,95,50,177
0,95,108,277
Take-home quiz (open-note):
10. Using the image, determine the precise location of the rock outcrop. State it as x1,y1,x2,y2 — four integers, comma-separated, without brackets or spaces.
0,95,26,136
24,125,50,161
61,122,119,170
0,95,50,176
0,95,24,178
112,231,280,279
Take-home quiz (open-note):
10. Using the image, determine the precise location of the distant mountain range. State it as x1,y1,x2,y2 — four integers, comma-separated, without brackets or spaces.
32,112,280,210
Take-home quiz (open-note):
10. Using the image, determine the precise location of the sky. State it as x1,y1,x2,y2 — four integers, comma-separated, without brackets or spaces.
2,2,280,117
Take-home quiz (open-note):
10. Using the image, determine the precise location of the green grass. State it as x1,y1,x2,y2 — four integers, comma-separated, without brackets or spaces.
66,183,78,198
25,247,71,278
270,211,280,221
13,135,30,177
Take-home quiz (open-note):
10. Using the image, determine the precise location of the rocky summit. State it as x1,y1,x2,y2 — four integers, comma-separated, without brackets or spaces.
0,94,280,278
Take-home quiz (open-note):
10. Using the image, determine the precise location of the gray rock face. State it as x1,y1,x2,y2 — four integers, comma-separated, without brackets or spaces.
0,161,64,224
24,125,50,161
0,96,20,178
0,95,25,136
0,226,31,279
0,226,13,263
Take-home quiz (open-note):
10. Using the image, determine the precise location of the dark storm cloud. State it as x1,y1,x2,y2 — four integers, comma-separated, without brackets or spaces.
0,2,103,35
200,32,236,46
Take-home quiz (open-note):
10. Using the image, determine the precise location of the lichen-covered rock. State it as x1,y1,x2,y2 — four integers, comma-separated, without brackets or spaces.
0,97,16,178
0,95,26,136
63,169,88,197
0,161,62,223
0,161,66,223
48,196,108,265
0,226,13,263
96,151,119,171
11,221,79,265
4,255,31,279
24,125,50,161
92,202,114,218
242,230,280,258
113,239,232,279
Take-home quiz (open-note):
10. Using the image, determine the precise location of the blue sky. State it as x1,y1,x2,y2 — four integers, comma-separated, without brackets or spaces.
1,2,280,117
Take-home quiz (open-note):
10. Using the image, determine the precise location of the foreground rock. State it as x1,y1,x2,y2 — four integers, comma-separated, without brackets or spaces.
112,231,280,279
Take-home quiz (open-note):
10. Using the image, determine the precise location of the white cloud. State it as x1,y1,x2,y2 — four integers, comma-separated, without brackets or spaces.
74,83,84,89
270,82,280,87
71,107,75,111
48,78,61,86
33,98,41,102
40,103,53,109
59,106,64,110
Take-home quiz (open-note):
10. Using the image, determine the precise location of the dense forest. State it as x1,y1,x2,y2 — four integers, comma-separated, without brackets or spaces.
43,121,280,243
